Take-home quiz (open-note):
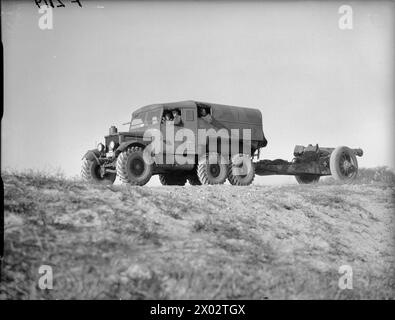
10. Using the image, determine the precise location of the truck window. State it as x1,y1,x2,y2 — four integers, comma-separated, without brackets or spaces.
185,109,194,121
197,103,211,118
147,109,162,125
130,112,146,129
162,108,182,125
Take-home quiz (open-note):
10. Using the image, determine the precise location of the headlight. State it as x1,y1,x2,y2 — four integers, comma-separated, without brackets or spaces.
109,141,116,151
97,143,105,153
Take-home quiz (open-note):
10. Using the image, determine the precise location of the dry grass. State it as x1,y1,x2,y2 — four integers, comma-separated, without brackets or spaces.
1,169,394,299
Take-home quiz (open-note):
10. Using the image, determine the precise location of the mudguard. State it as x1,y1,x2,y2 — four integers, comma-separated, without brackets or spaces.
116,140,147,153
82,149,101,164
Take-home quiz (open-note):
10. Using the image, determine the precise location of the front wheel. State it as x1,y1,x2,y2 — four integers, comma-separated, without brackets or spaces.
116,146,153,186
81,159,116,185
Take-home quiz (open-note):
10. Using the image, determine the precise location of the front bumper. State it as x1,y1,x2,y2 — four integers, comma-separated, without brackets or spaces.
83,149,116,164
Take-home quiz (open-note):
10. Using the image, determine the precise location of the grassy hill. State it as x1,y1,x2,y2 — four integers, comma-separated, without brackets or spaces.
1,170,394,299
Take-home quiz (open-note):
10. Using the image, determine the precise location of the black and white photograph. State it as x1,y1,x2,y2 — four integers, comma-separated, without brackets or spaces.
0,0,394,304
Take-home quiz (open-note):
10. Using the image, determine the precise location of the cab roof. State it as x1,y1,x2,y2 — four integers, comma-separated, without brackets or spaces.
132,100,261,116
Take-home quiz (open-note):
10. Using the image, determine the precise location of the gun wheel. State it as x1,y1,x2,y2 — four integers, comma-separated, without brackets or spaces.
330,146,358,182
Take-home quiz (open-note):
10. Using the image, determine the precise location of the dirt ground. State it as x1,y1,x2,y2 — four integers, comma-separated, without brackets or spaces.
1,171,394,299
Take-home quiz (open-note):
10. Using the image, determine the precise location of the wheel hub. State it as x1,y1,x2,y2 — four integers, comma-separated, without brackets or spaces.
340,154,356,177
209,164,220,178
130,158,145,176
99,166,106,178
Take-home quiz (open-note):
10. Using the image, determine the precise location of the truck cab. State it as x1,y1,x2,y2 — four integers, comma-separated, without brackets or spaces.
82,100,268,186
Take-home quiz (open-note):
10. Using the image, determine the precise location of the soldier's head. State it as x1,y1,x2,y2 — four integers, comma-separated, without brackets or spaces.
200,108,207,116
164,112,171,120
172,110,179,117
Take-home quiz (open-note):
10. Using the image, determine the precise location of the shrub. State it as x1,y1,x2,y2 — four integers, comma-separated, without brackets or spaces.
356,167,395,184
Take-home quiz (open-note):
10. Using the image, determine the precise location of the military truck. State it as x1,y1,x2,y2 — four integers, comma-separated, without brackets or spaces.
82,100,363,186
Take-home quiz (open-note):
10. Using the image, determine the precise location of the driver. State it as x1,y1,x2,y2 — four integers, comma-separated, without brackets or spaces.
200,108,212,123
172,109,182,125
162,111,172,123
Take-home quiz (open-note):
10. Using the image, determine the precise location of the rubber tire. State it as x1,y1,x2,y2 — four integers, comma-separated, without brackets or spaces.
295,174,320,184
116,146,153,186
197,153,228,185
330,146,358,182
187,173,202,186
228,154,255,186
159,173,187,186
81,159,116,185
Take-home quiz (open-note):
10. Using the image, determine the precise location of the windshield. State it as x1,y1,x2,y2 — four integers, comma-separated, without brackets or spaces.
130,113,145,129
129,109,162,130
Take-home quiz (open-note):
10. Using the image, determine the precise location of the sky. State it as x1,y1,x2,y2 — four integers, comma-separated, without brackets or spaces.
1,0,394,185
